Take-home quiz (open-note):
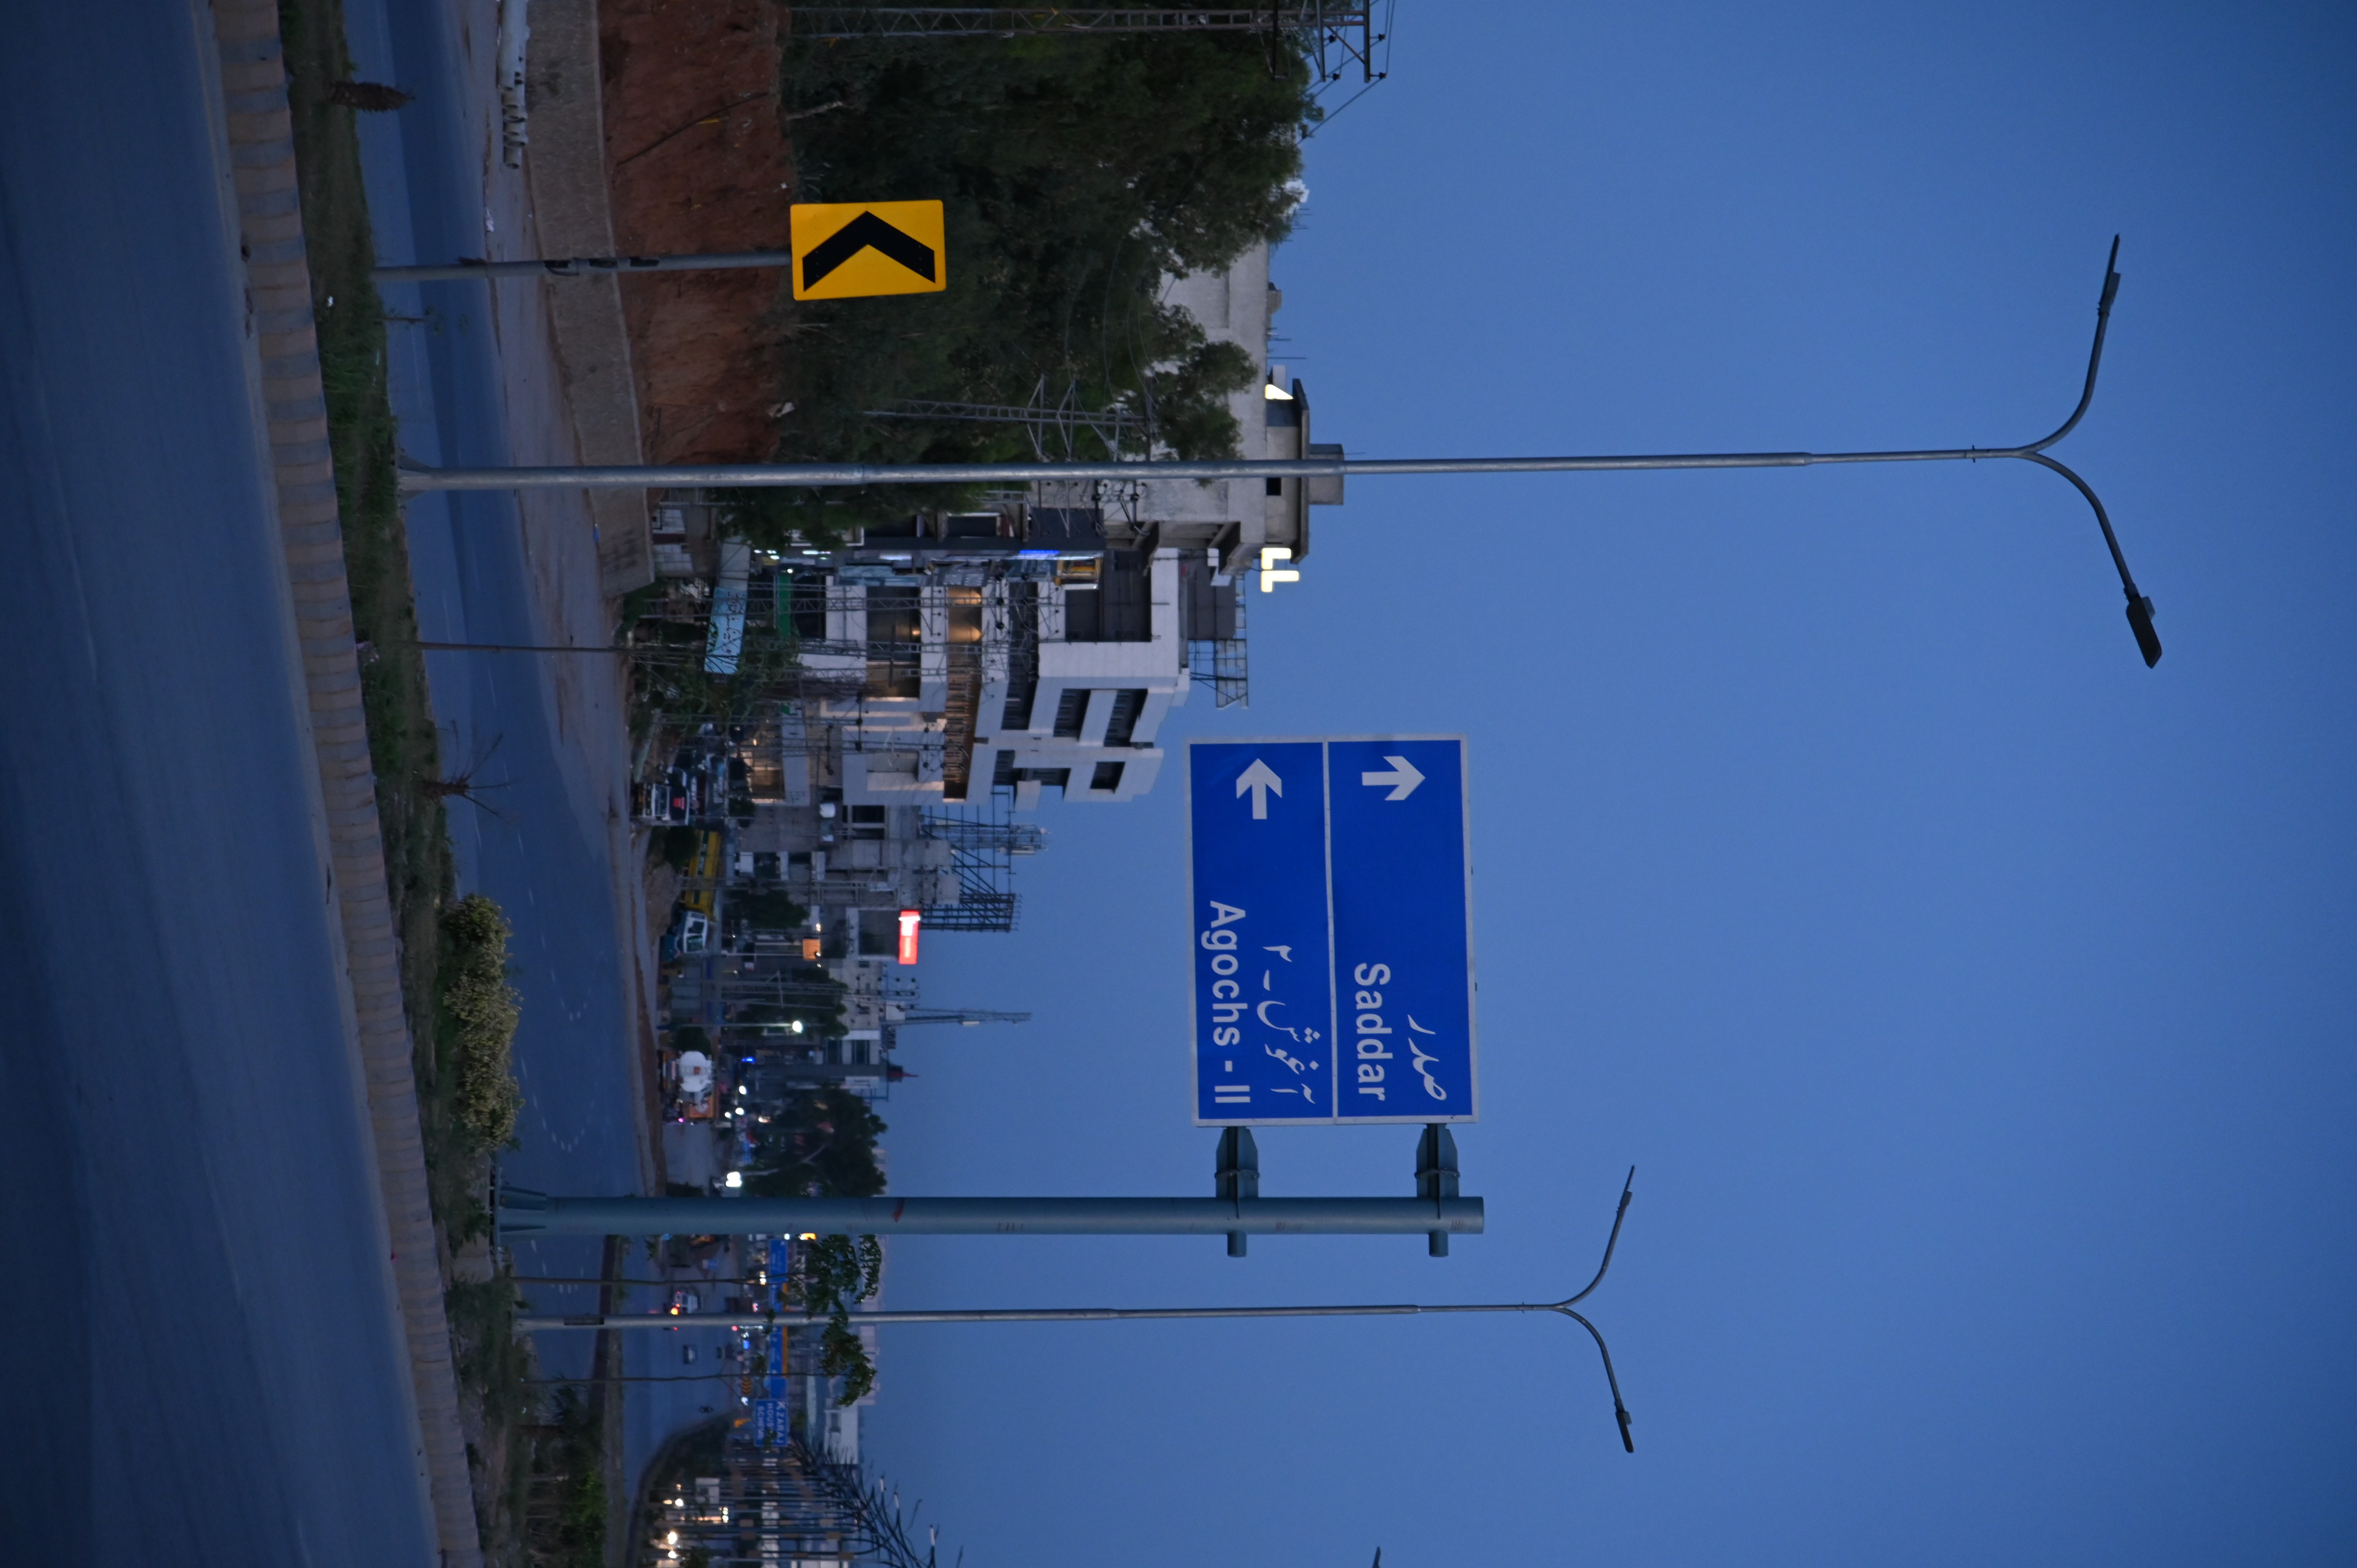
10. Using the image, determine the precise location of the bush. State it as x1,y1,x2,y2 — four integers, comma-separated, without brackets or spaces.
442,893,523,1151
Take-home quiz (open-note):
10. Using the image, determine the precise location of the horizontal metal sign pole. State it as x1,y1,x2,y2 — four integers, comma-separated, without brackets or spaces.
395,448,2031,493
495,1191,1483,1236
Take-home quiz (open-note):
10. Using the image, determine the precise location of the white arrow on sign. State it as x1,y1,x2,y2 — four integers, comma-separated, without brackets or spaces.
1360,755,1426,801
1236,758,1283,819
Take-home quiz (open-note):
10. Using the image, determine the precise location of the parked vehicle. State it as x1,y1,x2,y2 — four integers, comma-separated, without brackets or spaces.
661,909,712,961
673,1049,714,1119
680,831,726,917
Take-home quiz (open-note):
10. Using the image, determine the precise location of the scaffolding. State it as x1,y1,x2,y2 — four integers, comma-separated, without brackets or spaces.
787,4,1396,107
915,800,1042,932
867,379,1145,461
1185,555,1251,708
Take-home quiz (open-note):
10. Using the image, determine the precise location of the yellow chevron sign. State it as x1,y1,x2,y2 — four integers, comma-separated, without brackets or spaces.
788,201,947,300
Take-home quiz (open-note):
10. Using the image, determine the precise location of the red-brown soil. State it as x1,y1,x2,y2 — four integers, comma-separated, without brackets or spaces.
600,0,793,463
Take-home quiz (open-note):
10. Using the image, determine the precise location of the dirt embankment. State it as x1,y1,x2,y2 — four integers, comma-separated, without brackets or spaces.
600,0,794,463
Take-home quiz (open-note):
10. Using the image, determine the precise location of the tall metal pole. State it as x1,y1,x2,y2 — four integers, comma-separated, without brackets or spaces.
396,240,2159,666
496,1188,1482,1238
517,1168,1640,1450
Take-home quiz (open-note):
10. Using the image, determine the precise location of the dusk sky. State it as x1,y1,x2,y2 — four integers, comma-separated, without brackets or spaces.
863,4,2357,1564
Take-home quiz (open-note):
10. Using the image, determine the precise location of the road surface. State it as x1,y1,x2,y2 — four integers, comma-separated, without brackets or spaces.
343,0,737,1492
0,2,441,1559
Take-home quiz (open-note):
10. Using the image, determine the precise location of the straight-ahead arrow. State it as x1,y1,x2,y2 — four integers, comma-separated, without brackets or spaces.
1236,759,1283,819
1360,755,1425,801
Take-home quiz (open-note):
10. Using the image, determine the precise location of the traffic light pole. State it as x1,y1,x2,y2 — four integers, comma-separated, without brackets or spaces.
391,240,2157,666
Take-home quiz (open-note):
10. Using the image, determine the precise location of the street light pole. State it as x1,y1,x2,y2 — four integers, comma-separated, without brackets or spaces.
516,1168,1642,1452
495,1189,1483,1238
395,240,2159,666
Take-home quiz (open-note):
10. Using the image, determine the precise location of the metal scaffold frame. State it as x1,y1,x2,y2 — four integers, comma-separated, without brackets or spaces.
786,4,1392,110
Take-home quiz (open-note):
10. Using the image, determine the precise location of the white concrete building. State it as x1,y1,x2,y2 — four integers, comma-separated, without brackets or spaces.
691,241,1338,828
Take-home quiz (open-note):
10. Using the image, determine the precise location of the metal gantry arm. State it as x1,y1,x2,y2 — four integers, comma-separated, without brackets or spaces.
395,241,2159,666
514,1167,1643,1454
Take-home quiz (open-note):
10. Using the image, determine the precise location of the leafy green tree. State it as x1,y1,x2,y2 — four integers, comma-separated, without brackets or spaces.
730,25,1318,540
745,1089,887,1200
747,1089,891,1402
800,1234,886,1404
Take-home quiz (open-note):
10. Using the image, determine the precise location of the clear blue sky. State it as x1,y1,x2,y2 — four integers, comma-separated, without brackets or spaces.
866,5,2357,1563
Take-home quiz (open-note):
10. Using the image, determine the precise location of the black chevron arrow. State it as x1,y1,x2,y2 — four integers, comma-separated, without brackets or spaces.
800,210,937,290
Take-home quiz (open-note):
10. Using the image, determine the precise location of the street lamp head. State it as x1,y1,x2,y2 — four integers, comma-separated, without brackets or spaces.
2126,593,2163,668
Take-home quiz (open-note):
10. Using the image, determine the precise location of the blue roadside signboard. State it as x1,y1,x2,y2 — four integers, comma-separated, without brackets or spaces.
1187,736,1476,1125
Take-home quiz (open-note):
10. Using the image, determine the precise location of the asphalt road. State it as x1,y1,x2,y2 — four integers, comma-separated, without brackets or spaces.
0,3,440,1560
343,0,735,1487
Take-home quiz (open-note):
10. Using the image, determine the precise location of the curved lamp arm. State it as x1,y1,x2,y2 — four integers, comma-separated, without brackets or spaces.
1562,1166,1636,1308
1553,1167,1639,1452
1558,1308,1636,1453
2020,235,2122,456
2000,236,2161,667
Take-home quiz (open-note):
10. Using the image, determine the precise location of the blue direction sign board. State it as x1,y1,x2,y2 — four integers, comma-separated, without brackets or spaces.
1187,736,1476,1125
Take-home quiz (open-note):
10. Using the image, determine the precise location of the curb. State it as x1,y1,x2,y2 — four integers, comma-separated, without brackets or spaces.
524,0,656,599
205,2,486,1562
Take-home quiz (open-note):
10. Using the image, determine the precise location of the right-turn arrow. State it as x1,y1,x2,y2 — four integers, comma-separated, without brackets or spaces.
1236,758,1283,819
1360,755,1425,801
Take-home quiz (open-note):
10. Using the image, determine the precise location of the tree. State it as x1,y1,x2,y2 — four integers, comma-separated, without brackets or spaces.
745,1088,892,1403
744,1089,888,1200
731,26,1319,540
801,1234,885,1404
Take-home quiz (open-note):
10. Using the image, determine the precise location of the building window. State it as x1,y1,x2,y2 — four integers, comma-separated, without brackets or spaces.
1265,477,1284,496
1051,688,1090,739
1090,761,1126,793
1102,689,1148,747
787,571,829,639
865,583,921,699
1062,548,1150,643
1013,767,1072,793
991,749,1017,788
848,804,888,840
1000,672,1037,731
856,908,901,956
